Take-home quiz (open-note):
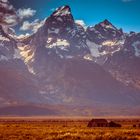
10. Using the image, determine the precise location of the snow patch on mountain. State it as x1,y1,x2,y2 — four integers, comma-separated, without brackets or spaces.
54,6,70,16
13,49,22,59
0,55,8,61
48,28,60,34
102,40,118,46
101,39,125,55
46,38,70,49
0,35,10,41
132,41,140,57
18,44,35,64
86,39,101,57
84,54,93,61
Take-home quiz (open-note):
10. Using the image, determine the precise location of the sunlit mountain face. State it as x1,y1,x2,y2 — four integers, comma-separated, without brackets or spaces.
0,0,140,116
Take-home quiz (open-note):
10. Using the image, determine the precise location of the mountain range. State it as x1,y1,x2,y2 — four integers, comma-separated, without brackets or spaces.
0,5,140,116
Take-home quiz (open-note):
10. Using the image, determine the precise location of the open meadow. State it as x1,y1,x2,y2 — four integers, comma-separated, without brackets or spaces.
0,117,140,140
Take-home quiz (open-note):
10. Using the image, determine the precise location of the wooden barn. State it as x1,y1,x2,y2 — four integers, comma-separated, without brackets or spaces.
87,119,109,127
108,121,121,127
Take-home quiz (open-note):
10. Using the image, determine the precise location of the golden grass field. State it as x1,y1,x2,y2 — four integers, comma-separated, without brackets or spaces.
0,117,140,140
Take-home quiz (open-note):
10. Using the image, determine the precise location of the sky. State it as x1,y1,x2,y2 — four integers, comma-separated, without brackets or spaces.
8,0,140,34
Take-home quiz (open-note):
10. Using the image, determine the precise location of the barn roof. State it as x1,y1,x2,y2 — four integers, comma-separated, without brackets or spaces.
90,119,108,123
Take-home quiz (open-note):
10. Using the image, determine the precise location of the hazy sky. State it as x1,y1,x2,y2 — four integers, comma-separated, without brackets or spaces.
9,0,140,33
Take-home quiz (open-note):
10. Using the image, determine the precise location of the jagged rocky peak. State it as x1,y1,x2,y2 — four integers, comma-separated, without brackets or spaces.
96,19,118,31
99,19,115,28
45,5,74,32
103,19,111,24
86,19,124,44
99,19,123,34
33,5,75,44
32,5,89,58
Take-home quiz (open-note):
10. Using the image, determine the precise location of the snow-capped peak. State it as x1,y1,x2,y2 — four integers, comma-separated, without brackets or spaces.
53,5,71,16
100,19,117,30
102,19,112,25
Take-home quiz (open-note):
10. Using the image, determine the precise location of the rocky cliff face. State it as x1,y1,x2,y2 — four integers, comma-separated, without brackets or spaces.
0,25,20,61
104,33,140,90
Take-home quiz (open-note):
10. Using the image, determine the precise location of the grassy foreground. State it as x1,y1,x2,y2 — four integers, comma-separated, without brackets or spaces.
0,118,139,140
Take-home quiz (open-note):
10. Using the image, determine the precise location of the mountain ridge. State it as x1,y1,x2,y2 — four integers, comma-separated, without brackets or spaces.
0,5,140,116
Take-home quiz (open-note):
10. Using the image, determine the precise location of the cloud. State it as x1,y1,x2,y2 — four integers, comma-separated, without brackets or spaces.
0,0,18,26
20,19,44,33
17,8,36,19
0,0,37,27
75,20,86,28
